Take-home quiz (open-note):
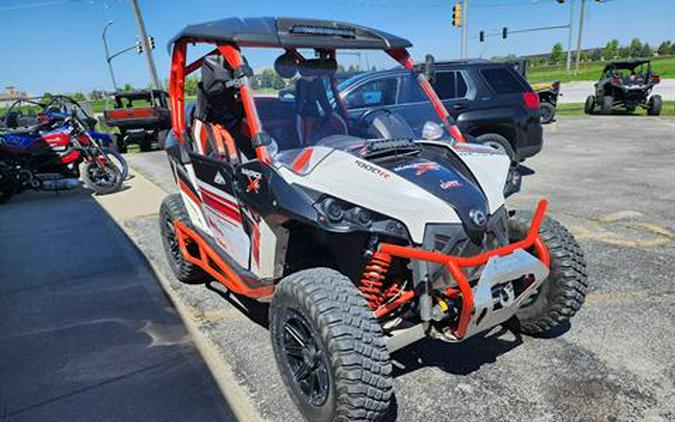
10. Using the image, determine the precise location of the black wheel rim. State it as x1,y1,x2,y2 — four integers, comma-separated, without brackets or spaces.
164,214,182,265
87,160,118,188
281,311,330,407
541,106,553,122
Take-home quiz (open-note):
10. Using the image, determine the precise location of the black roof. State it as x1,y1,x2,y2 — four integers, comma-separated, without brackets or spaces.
169,17,412,51
603,59,651,71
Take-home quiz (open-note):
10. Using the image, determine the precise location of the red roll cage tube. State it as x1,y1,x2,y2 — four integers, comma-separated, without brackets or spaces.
167,42,466,165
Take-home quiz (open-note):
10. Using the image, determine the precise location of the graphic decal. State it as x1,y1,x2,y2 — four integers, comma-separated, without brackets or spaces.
242,168,262,193
354,159,391,180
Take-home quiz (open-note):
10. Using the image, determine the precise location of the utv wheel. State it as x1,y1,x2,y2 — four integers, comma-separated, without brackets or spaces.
539,102,556,124
270,268,392,422
600,95,613,115
139,136,153,152
159,194,207,284
584,95,595,114
647,95,662,116
508,211,588,336
475,133,516,161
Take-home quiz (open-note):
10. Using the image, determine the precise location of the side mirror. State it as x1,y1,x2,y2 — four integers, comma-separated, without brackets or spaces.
424,54,436,84
422,121,444,140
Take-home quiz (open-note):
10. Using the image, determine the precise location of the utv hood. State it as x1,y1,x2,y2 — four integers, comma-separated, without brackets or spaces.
276,140,510,244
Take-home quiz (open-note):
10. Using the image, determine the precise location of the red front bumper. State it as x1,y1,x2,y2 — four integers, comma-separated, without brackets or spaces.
375,199,551,340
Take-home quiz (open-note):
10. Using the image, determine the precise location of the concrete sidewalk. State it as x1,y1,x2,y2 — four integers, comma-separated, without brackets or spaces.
0,189,236,421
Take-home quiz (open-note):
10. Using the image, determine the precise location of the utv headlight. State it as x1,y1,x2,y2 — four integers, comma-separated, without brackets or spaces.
315,196,408,239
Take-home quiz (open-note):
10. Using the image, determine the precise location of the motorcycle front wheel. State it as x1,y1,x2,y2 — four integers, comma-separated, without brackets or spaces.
101,147,129,180
82,159,123,195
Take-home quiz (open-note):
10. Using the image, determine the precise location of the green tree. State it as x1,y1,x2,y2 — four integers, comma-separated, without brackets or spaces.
670,40,675,55
603,39,619,60
550,43,564,64
41,92,53,103
184,76,199,96
629,38,642,57
72,92,86,102
618,46,631,58
657,40,671,56
89,89,105,100
122,83,134,92
640,43,654,58
590,48,602,62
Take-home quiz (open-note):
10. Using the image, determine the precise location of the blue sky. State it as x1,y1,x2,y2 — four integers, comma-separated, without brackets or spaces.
1,0,673,95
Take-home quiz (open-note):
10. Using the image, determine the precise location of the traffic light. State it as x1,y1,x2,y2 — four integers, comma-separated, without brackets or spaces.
502,27,508,39
452,3,462,27
479,31,485,42
147,35,156,50
135,41,143,54
556,0,565,3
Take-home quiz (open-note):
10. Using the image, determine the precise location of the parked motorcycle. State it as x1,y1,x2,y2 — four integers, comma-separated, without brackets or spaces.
0,98,126,202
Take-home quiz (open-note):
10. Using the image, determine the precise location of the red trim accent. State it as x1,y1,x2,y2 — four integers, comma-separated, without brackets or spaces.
173,220,274,298
374,199,550,340
251,224,261,267
291,147,313,173
178,179,201,208
200,189,242,224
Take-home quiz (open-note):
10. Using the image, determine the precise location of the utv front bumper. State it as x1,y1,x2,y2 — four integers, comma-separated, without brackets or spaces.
375,199,551,341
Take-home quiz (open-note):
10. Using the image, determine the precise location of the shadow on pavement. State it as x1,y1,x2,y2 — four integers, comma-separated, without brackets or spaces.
0,190,237,422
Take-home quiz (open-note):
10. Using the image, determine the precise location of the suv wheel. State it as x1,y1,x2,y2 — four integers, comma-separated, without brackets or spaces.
584,95,595,114
475,133,516,161
539,102,556,124
270,268,392,422
601,96,613,115
647,95,662,116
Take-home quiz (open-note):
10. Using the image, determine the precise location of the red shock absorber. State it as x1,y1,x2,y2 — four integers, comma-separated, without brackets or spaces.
359,251,392,310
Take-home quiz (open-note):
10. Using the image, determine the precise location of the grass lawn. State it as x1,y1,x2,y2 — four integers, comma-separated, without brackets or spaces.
556,101,675,116
528,56,675,83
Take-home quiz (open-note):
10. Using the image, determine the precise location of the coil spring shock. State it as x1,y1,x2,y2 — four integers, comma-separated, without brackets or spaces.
359,251,392,310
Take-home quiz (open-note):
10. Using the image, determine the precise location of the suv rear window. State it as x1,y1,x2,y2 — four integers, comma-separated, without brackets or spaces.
434,72,468,100
480,68,527,94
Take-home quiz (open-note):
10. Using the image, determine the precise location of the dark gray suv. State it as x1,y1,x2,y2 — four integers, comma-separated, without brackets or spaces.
338,59,543,161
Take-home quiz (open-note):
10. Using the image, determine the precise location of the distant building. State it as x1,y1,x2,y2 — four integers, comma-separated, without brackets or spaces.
0,86,34,108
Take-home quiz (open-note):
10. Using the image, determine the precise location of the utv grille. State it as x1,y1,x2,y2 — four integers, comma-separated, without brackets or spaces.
423,207,510,288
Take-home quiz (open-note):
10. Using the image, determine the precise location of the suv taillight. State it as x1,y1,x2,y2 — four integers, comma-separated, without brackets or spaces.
523,92,539,109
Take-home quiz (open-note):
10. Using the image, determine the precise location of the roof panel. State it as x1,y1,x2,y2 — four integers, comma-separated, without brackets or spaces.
169,17,412,51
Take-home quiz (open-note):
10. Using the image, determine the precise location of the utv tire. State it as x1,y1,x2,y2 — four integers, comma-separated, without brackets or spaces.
584,95,595,114
600,95,613,115
647,95,662,116
159,194,207,284
270,268,392,422
539,102,556,124
139,135,153,152
475,133,516,161
508,211,588,336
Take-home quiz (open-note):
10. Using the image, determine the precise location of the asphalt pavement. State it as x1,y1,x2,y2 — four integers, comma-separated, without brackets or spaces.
0,190,236,421
123,116,675,422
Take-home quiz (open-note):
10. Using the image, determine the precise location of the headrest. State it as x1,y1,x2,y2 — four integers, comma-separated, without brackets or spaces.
274,52,298,79
201,55,233,96
298,58,337,77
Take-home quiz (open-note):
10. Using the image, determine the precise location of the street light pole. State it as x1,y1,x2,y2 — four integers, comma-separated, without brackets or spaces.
102,21,118,91
461,0,468,59
565,0,575,75
574,0,586,74
129,0,162,90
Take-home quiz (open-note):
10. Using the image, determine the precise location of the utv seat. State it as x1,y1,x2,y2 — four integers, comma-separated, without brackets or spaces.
192,54,253,161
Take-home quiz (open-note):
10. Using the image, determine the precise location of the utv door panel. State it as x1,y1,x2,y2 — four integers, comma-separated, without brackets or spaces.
189,153,252,269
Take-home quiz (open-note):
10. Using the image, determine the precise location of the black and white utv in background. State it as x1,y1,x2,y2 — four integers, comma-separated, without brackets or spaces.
585,59,662,115
160,17,588,422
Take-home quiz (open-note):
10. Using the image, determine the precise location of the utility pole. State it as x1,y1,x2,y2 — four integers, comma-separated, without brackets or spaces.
129,0,162,90
574,0,586,74
461,0,468,59
565,0,575,75
102,21,118,91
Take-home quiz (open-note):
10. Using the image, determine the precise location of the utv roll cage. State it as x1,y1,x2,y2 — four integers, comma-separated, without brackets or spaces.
167,17,463,164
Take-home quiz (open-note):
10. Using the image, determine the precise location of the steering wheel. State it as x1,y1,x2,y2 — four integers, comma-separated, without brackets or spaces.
355,107,393,128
